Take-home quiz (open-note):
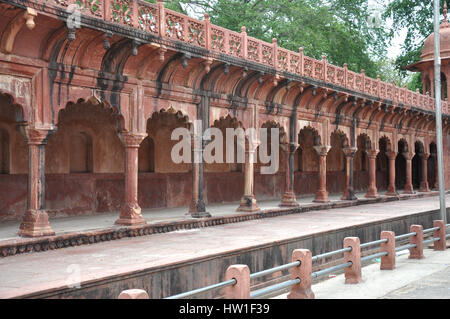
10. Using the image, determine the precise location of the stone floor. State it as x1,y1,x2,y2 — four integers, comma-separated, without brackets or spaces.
0,194,448,298
0,191,437,241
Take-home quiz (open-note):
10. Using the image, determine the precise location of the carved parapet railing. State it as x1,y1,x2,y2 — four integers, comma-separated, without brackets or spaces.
14,0,450,116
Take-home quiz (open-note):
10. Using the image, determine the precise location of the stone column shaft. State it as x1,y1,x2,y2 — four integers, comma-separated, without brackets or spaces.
189,136,210,218
237,149,259,212
403,153,414,194
19,128,55,237
419,153,430,192
385,151,397,196
280,143,299,207
116,133,147,226
342,147,357,200
313,146,330,203
365,150,379,198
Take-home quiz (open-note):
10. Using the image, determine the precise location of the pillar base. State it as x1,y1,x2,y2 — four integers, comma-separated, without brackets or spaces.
18,209,55,237
115,204,147,226
280,192,300,207
237,196,260,213
419,182,430,193
364,189,379,199
190,211,212,218
313,190,330,203
402,188,415,195
341,189,357,201
385,187,398,197
189,201,211,218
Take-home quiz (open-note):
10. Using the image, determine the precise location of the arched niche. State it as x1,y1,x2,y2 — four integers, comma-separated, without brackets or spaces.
138,136,155,173
395,139,409,190
376,137,390,190
297,126,320,172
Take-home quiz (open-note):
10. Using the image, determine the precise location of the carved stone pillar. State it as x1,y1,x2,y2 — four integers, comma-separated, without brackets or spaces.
18,127,55,237
403,152,415,194
342,147,357,200
365,149,379,198
280,143,300,207
385,151,398,196
419,153,430,192
115,132,147,226
432,153,439,189
237,147,260,212
189,135,211,218
313,145,330,203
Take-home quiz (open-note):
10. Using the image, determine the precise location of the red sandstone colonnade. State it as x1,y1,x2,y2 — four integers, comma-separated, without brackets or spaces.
0,0,449,238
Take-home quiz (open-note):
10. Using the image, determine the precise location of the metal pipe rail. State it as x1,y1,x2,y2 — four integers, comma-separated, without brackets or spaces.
360,239,388,249
311,247,352,262
361,251,388,263
395,243,417,252
250,261,300,280
423,237,441,245
395,232,417,241
164,279,237,299
311,261,353,279
423,227,440,234
250,279,301,299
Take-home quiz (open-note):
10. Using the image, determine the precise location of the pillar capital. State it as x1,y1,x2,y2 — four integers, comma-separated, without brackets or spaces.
343,147,357,157
366,149,379,158
119,132,147,148
281,142,298,154
386,151,397,160
23,126,56,145
313,145,330,157
402,152,414,161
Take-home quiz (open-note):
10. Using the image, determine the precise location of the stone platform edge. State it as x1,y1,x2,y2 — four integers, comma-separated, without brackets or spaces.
0,191,445,258
6,201,446,299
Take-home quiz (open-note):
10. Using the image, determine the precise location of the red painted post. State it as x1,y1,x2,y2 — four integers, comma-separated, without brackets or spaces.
344,237,362,284
273,38,278,69
225,265,250,299
157,0,165,38
104,0,112,21
343,63,348,87
409,225,424,259
204,13,211,50
241,26,248,59
131,0,139,29
433,220,447,251
118,289,149,299
299,47,304,76
380,231,396,270
361,69,365,92
287,249,314,299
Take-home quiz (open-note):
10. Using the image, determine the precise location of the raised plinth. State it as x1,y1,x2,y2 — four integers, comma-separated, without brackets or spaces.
18,209,55,237
237,196,260,213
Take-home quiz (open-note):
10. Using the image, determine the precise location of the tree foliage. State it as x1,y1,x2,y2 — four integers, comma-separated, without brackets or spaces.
384,0,447,91
151,0,390,78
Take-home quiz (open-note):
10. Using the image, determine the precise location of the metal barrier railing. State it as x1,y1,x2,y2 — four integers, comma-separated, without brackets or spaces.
119,219,449,299
164,279,237,300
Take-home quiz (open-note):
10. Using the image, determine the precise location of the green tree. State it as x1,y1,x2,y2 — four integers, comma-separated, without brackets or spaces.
150,0,390,78
384,0,447,90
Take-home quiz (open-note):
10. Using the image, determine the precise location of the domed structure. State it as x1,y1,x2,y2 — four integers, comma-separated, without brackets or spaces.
406,1,450,99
